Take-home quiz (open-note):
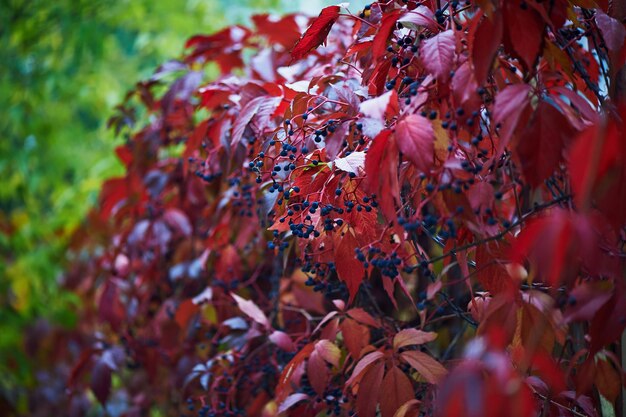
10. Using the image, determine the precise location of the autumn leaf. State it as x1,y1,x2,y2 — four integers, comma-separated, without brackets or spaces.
400,351,447,384
291,6,341,61
420,30,456,80
379,366,414,417
393,329,437,350
395,114,435,174
373,10,403,59
356,360,385,417
334,228,366,302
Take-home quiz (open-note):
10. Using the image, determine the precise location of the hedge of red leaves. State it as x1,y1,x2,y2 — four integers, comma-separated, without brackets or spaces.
34,1,626,417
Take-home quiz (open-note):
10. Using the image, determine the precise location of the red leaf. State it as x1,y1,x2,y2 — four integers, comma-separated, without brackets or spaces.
347,351,385,386
379,366,415,417
595,10,626,52
395,114,435,174
589,286,626,354
373,10,403,59
510,210,575,287
307,349,329,396
277,343,314,401
568,118,626,229
516,101,576,186
269,331,296,352
291,6,340,61
356,360,385,417
420,30,456,81
346,308,379,327
493,84,531,147
365,130,400,222
231,293,270,329
334,229,365,303
476,240,516,295
278,393,309,414
503,2,545,70
341,318,370,359
470,10,503,85
398,6,437,32
400,351,447,384
393,329,437,350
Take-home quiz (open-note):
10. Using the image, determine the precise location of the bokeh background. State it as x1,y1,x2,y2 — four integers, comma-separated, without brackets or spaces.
0,0,367,410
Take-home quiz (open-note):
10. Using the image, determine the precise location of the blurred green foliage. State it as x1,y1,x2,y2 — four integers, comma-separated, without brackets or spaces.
0,0,354,392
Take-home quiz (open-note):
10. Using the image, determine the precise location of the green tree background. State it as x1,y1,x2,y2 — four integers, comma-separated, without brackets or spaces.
0,0,366,403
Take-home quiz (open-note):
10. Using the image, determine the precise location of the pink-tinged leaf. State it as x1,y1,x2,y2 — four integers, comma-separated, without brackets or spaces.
470,10,503,85
269,331,296,352
356,360,385,417
516,100,576,186
493,84,531,147
334,229,365,302
360,90,398,121
278,393,309,414
315,340,341,367
595,10,626,52
91,360,112,406
426,280,442,300
395,114,435,174
341,318,370,359
398,7,437,32
379,366,415,417
347,351,385,386
393,399,421,417
307,349,329,396
420,30,456,81
393,329,438,350
163,209,192,236
231,293,270,329
291,6,341,61
347,308,379,327
334,151,366,175
373,10,403,59
313,311,339,334
277,343,314,401
503,2,545,70
400,351,447,384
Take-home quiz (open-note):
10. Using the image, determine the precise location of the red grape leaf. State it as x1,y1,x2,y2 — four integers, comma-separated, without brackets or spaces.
475,240,516,295
400,351,447,384
373,9,403,59
346,308,379,327
380,366,414,417
365,129,400,221
277,343,314,401
503,1,545,70
395,114,435,174
595,10,626,52
470,10,503,85
420,30,456,81
291,6,341,61
231,293,270,329
278,393,309,414
307,349,329,396
347,351,385,386
516,100,576,186
493,84,531,148
341,318,370,359
356,360,385,417
334,228,365,303
393,329,437,350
